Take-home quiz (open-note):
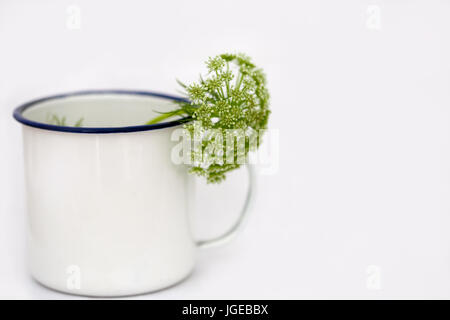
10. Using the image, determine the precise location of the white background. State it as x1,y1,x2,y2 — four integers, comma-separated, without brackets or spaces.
1,0,450,299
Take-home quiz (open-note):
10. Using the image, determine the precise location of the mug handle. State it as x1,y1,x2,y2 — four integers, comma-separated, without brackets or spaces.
196,165,255,249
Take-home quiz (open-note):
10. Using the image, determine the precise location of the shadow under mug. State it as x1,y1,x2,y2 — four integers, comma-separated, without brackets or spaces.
13,90,254,297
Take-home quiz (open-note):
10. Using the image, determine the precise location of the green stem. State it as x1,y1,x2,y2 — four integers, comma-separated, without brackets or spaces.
215,70,226,99
236,73,243,91
226,62,230,98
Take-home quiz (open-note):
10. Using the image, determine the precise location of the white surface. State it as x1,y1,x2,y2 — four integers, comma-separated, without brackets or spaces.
1,0,450,299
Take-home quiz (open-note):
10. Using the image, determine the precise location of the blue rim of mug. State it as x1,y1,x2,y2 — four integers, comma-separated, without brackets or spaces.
12,89,191,134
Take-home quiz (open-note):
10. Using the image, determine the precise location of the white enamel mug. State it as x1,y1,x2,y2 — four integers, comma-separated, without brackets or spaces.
13,90,253,297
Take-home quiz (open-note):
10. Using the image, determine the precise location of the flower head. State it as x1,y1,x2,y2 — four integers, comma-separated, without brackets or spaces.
149,53,270,183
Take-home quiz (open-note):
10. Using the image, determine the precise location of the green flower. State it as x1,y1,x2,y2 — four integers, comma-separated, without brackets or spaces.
147,53,271,183
206,56,225,73
187,84,206,103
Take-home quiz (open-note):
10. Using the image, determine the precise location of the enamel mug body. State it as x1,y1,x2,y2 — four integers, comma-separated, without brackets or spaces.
14,91,252,296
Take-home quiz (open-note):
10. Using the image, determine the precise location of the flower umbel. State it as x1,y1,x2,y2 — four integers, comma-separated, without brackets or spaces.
147,53,270,183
